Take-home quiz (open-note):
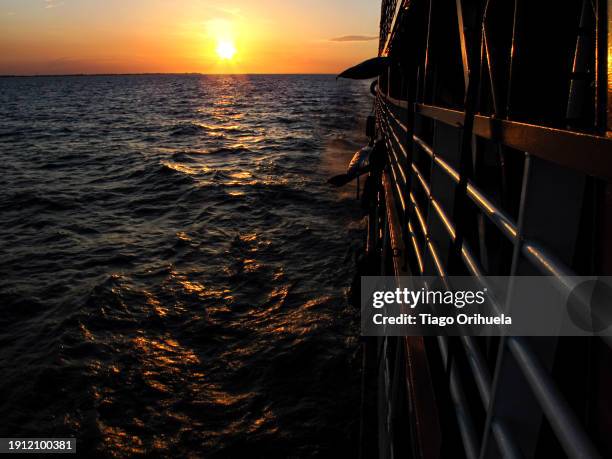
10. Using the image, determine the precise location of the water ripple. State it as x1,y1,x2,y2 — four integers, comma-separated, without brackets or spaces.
0,74,371,458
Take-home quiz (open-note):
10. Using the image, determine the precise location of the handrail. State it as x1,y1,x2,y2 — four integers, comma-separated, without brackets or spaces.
376,95,604,459
379,94,612,180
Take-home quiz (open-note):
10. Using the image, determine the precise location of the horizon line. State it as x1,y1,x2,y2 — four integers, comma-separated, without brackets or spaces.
0,72,341,78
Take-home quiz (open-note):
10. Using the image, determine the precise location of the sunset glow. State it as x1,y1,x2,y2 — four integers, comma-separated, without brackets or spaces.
216,40,237,60
0,0,379,75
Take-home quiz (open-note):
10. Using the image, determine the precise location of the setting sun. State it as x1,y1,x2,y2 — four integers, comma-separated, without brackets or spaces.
0,1,380,74
216,40,237,60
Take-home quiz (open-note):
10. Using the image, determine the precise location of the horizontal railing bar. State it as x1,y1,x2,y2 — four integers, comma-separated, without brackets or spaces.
384,92,410,110
388,121,410,161
410,162,431,196
409,192,429,240
521,243,612,348
380,91,410,110
408,221,425,273
381,94,612,180
388,139,409,184
411,134,518,240
380,96,612,182
414,103,612,180
381,99,409,132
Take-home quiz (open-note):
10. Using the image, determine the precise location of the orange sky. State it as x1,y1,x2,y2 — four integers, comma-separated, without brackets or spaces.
0,0,380,75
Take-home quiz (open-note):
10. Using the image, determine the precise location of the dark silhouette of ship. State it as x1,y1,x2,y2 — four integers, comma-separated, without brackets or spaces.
338,1,612,457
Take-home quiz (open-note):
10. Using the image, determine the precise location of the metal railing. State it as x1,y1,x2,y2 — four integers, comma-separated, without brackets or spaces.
376,92,608,458
371,0,612,456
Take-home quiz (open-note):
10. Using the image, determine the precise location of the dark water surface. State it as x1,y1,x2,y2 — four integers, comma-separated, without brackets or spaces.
0,75,372,458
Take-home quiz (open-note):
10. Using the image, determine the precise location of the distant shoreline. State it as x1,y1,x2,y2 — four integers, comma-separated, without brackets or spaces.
0,72,338,78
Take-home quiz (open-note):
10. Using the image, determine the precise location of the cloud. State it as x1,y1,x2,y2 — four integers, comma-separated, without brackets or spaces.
330,35,378,42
